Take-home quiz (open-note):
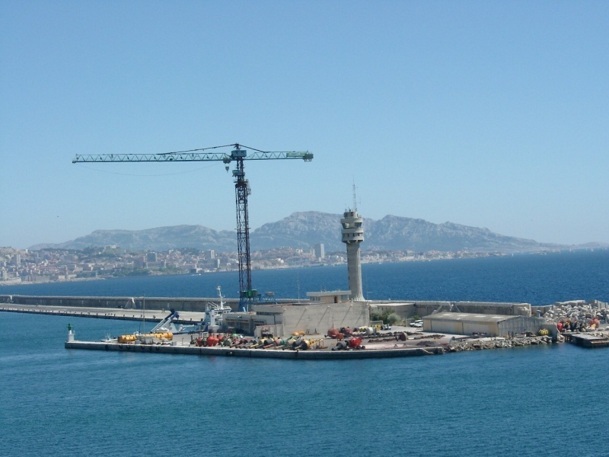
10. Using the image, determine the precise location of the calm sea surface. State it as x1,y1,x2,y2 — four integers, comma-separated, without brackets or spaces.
1,251,608,456
2,250,609,304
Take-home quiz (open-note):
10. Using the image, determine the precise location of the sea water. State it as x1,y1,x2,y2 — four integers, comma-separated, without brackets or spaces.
1,251,608,456
2,250,608,304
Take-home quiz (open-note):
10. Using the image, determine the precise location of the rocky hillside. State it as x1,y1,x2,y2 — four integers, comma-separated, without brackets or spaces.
253,212,556,252
251,211,343,250
365,215,545,253
32,211,563,253
34,225,236,252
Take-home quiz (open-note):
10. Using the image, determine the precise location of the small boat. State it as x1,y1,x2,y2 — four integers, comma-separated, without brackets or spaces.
171,286,232,334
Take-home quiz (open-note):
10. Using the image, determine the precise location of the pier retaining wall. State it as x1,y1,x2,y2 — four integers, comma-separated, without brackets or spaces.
0,294,239,312
1,295,533,318
370,300,532,319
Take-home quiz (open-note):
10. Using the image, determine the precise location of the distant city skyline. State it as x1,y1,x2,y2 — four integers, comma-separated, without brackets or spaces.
2,2,608,248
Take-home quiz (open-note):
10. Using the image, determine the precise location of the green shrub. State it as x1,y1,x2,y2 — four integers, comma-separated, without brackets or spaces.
370,309,402,325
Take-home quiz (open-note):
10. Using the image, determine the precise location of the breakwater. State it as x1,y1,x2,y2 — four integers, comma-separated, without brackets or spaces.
2,294,533,317
446,335,555,351
0,303,204,325
0,294,236,312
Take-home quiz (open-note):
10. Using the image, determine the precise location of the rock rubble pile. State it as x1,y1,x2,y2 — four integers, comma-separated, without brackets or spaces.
446,336,554,352
541,300,609,331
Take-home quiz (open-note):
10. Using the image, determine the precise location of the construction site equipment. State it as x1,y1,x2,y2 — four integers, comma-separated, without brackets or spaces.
73,143,313,306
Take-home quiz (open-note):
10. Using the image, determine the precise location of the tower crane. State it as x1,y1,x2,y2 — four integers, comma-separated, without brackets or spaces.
73,143,313,306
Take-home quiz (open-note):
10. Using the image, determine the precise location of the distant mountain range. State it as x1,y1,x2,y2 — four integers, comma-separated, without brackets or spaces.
31,211,580,253
31,211,584,253
251,212,565,253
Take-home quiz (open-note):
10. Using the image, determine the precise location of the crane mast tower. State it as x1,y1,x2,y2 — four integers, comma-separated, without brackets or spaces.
73,143,313,306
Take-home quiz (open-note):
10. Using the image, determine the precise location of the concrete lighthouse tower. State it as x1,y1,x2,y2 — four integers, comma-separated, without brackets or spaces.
341,189,365,301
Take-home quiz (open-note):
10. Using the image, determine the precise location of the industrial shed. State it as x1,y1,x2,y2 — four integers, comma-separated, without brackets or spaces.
423,312,534,337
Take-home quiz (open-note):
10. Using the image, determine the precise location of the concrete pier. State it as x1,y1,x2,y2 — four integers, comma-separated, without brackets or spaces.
564,332,609,348
0,303,205,324
64,339,444,360
0,294,238,312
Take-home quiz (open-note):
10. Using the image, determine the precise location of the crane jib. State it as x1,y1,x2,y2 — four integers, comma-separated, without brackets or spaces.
72,151,313,163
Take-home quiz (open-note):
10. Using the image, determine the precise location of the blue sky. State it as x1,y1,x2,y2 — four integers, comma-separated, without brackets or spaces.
1,1,608,249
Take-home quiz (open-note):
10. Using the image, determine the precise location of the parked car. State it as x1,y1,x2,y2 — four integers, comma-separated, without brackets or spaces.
410,320,423,328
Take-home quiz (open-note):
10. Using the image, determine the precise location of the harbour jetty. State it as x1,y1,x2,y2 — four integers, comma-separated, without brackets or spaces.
64,337,446,360
0,294,240,312
63,325,609,360
61,323,577,360
3,296,609,358
563,332,609,348
0,302,206,325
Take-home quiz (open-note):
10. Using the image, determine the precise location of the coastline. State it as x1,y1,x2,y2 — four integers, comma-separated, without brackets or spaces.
4,248,602,289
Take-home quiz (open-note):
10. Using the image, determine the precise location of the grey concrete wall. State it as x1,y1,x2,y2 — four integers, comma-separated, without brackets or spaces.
3,295,531,318
1,294,240,312
371,300,532,321
253,302,370,337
